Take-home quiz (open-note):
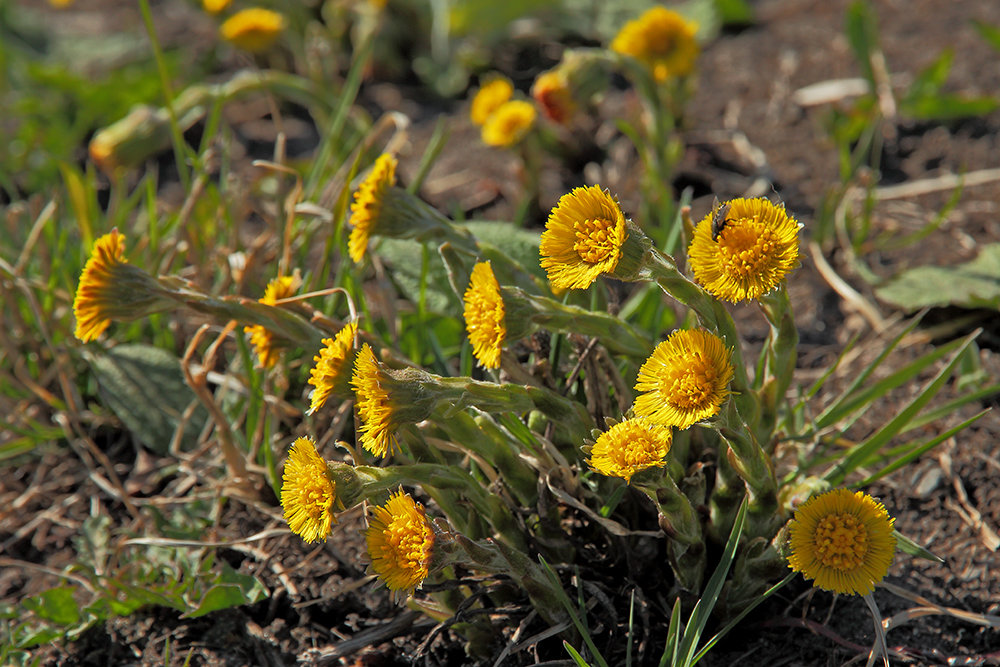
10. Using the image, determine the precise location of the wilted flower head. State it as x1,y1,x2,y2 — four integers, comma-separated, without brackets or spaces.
463,261,506,370
220,8,285,52
470,77,514,126
73,230,172,342
244,273,302,368
532,70,576,124
481,100,536,147
633,329,733,430
308,321,359,413
688,197,800,303
280,437,339,543
588,418,672,484
787,489,896,596
611,7,699,82
366,489,435,592
348,154,398,263
540,185,628,290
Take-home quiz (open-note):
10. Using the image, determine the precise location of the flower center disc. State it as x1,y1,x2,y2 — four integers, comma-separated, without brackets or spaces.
717,219,778,277
814,513,868,571
574,218,617,264
304,479,333,520
660,355,717,409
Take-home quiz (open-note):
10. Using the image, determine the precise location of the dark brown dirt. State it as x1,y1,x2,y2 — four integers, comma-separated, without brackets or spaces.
4,0,1000,665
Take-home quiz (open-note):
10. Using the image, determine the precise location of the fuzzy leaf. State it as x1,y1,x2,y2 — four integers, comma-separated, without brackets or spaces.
875,243,1000,310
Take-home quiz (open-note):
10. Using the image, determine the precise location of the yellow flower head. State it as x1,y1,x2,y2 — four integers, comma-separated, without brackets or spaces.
463,261,506,370
532,70,575,124
470,77,514,126
481,100,536,147
351,343,399,457
74,230,127,342
366,489,435,592
244,273,302,368
348,153,398,263
220,8,286,53
787,489,896,596
588,418,672,483
202,0,232,14
633,329,733,430
308,321,359,413
688,197,800,303
281,437,339,543
611,7,699,82
540,185,628,290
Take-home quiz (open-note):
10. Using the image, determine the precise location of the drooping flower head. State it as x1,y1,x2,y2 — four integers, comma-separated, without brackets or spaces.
470,77,514,126
787,489,896,596
532,70,576,124
244,273,302,368
481,100,536,147
633,329,733,430
463,261,506,370
220,8,286,52
688,197,800,303
366,489,435,592
308,321,359,413
280,437,339,543
540,185,628,290
348,153,398,263
588,418,672,484
611,7,699,83
73,230,172,342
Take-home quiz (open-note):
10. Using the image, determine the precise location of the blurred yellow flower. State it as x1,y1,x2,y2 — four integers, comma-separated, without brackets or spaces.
281,437,338,543
348,154,397,263
244,273,302,368
366,489,435,592
611,7,699,82
588,419,672,483
351,343,398,457
470,77,513,126
787,489,896,596
308,321,358,413
202,0,232,14
539,185,627,290
463,261,506,370
48,0,74,7
532,70,575,124
481,100,536,147
73,230,128,342
688,197,800,303
220,8,286,53
633,329,733,430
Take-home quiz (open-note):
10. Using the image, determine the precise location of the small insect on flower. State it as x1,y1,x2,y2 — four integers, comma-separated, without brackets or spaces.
709,198,731,242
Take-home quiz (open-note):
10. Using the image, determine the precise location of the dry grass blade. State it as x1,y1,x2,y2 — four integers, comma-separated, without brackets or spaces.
879,580,1000,631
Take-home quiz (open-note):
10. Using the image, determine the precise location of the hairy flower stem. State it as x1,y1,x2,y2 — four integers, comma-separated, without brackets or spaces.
757,285,798,455
718,403,780,539
636,463,706,591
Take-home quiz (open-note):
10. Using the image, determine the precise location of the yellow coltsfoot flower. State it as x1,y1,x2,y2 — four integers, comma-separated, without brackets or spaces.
481,100,536,147
463,261,506,370
244,273,302,368
469,77,514,126
366,489,435,592
532,69,576,125
540,185,628,290
351,343,401,457
220,8,286,53
611,6,699,82
281,437,339,543
787,489,896,596
308,321,359,413
587,418,672,484
688,197,800,303
633,329,733,430
348,154,398,263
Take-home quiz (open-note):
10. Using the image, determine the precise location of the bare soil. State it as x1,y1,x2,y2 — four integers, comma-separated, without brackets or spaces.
4,0,1000,665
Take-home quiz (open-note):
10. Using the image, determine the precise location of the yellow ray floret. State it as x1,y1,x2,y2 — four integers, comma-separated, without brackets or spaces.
540,185,628,290
688,197,800,303
366,489,435,592
308,321,358,413
588,418,672,484
787,488,896,596
73,230,128,342
244,273,301,368
348,154,398,263
280,437,338,543
611,7,699,82
220,8,286,53
470,77,514,126
633,329,733,430
463,261,506,370
481,100,536,147
350,343,398,457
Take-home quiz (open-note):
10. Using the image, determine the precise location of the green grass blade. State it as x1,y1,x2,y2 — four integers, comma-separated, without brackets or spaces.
563,641,593,667
657,597,683,667
902,383,1000,432
538,557,609,667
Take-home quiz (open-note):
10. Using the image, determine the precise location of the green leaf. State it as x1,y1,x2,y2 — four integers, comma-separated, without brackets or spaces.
845,1,879,85
894,530,945,563
901,94,999,121
22,587,80,626
86,343,208,455
875,243,1000,310
185,565,267,618
713,0,754,25
563,641,593,667
972,19,1000,51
